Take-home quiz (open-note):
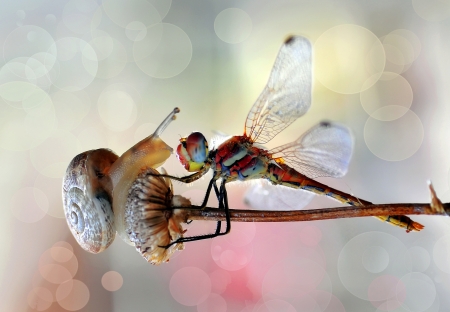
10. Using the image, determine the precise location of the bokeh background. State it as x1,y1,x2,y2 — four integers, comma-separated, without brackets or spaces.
2,0,450,311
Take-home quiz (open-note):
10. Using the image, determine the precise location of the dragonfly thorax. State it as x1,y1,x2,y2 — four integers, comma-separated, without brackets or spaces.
176,132,209,172
214,136,269,181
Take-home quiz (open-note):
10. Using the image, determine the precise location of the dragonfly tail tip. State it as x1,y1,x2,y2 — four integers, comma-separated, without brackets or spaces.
407,221,425,233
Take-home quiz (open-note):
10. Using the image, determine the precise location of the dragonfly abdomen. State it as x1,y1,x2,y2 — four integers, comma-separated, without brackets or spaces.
267,163,423,232
267,164,369,206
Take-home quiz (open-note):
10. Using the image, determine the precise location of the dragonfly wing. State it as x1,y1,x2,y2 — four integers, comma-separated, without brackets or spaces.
244,180,315,210
270,121,354,178
210,130,232,149
245,36,312,144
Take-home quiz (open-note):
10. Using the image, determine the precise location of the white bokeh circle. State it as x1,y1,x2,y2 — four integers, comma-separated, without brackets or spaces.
170,267,211,306
255,299,296,312
389,29,421,62
382,44,407,75
10,187,48,223
368,274,405,310
39,247,79,282
197,293,227,312
412,0,450,22
50,246,74,263
209,269,231,295
49,37,98,91
52,89,91,131
39,264,73,284
299,225,322,247
432,234,450,273
315,24,385,94
398,272,436,312
0,57,56,92
362,246,390,273
27,287,53,311
133,23,192,78
83,30,114,61
262,256,329,299
34,174,65,218
102,0,161,28
360,73,413,121
62,0,100,35
77,125,109,152
0,87,56,151
0,70,38,104
148,0,172,20
56,279,90,311
125,21,147,41
3,25,56,63
101,271,124,291
45,14,57,25
364,109,424,161
86,31,127,79
97,83,141,132
0,55,57,105
383,34,415,66
0,150,28,193
338,231,411,300
214,8,252,44
211,235,253,271
30,131,81,178
16,10,26,20
408,246,431,272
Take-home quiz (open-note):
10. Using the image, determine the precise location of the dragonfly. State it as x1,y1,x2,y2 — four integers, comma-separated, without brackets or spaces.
163,36,424,246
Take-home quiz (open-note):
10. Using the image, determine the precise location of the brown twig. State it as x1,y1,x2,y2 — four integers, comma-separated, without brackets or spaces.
176,202,450,223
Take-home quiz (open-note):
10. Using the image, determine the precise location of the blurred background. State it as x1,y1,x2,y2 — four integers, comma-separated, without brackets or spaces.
1,0,450,311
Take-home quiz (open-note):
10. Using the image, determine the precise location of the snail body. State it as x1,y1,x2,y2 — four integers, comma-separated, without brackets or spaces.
110,127,174,245
62,108,188,264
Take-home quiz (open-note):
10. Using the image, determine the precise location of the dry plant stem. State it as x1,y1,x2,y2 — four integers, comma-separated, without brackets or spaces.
176,203,450,223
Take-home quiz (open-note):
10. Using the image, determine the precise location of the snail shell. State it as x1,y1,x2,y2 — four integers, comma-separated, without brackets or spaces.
62,108,188,264
62,149,118,254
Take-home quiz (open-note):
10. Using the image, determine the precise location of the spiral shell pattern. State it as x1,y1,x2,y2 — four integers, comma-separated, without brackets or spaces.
62,149,118,254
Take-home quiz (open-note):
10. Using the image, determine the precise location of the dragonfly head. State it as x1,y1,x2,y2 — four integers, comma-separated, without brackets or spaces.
176,132,209,172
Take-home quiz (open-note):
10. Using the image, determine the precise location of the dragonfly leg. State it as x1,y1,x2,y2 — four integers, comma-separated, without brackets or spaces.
184,178,218,226
159,180,231,249
202,180,231,236
148,167,210,184
221,181,231,235
199,178,217,207
212,180,231,236
212,181,222,234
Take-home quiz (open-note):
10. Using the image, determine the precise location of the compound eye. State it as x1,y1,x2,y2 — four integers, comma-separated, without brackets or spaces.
186,132,208,163
176,143,191,170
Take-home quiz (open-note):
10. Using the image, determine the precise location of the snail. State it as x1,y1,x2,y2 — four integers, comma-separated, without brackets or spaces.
62,108,190,264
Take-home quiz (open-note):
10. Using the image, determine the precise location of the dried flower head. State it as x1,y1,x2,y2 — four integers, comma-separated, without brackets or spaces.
125,167,190,264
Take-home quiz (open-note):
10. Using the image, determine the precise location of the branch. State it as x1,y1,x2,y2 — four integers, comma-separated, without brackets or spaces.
178,202,449,222
175,183,449,223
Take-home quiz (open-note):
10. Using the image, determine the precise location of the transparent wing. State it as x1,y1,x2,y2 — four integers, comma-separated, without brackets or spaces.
245,36,312,144
210,130,231,150
270,121,353,179
244,180,315,210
